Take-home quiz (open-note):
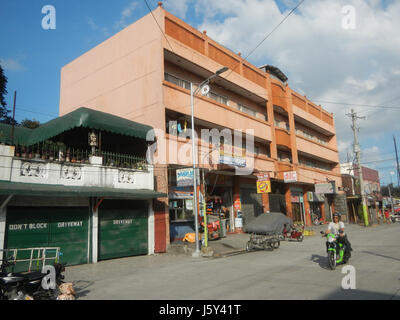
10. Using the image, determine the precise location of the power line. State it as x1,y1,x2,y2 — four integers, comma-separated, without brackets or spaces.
360,158,396,165
224,0,305,78
143,0,175,53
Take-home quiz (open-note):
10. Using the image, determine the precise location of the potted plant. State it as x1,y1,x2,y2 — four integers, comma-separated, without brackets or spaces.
21,146,27,158
28,146,33,159
71,149,76,163
56,142,66,161
34,144,40,159
65,149,71,162
42,140,52,160
48,142,55,161
15,145,21,158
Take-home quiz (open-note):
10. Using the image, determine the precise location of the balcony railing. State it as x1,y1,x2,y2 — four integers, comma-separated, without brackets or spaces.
0,145,153,190
13,142,147,170
102,151,147,170
14,143,91,164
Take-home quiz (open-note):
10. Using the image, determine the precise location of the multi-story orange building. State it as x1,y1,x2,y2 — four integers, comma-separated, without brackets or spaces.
59,4,343,251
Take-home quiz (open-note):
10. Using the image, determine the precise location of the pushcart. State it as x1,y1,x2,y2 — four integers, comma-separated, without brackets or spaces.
246,233,280,251
244,212,294,252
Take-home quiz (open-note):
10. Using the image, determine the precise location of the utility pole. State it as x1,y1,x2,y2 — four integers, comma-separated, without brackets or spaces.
347,109,369,226
10,91,17,145
393,135,400,187
389,172,395,215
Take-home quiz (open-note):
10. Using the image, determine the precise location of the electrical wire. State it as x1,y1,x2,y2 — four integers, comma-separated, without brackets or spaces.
224,0,305,79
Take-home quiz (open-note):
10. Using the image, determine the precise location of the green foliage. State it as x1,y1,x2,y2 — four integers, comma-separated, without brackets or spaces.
381,184,400,197
20,118,41,129
0,65,16,125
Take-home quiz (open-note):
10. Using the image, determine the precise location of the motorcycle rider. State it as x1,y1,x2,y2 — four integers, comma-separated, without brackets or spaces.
324,213,352,262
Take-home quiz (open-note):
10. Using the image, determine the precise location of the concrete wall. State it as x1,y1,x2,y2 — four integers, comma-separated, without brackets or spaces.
0,146,154,191
59,7,165,132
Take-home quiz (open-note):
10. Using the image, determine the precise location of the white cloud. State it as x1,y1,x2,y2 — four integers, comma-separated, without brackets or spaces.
164,0,191,19
114,2,139,29
0,57,24,71
338,140,353,154
86,17,111,37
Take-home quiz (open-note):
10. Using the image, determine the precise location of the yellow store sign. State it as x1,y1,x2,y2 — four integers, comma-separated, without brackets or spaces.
256,173,271,194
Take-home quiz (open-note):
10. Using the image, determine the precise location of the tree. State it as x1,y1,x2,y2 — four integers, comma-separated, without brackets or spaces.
0,65,17,125
20,118,40,129
381,185,400,198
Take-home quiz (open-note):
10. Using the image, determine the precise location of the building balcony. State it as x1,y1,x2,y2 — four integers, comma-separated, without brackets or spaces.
276,162,294,180
163,81,272,142
292,104,336,136
296,135,339,164
297,165,342,188
0,145,154,190
275,128,291,149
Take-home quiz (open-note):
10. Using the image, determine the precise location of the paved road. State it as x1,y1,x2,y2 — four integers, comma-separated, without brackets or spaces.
65,223,400,300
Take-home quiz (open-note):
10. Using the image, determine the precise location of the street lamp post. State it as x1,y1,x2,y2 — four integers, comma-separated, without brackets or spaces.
389,171,395,216
190,67,228,258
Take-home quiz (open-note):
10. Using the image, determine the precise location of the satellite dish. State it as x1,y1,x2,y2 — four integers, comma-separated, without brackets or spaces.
200,85,210,96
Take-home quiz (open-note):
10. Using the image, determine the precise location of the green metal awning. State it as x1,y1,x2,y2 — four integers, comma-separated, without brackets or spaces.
0,123,32,146
0,181,166,199
27,107,154,145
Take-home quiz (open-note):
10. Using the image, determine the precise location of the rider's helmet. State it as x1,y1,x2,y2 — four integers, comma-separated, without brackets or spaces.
333,212,341,220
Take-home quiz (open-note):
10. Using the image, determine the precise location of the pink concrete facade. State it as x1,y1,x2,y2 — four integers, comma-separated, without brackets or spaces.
59,5,343,244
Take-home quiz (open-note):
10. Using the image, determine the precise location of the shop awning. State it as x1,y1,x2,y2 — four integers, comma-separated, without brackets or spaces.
0,181,166,199
23,107,154,146
0,123,33,146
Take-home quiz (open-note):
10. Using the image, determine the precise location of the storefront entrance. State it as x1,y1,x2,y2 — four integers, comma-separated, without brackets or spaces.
291,190,305,224
240,186,263,227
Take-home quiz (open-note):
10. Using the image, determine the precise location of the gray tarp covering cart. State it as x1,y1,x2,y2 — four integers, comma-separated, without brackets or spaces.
244,212,294,251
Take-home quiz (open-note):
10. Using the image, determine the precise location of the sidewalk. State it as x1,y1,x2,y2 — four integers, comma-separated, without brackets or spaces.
167,232,251,257
166,225,326,257
166,221,385,258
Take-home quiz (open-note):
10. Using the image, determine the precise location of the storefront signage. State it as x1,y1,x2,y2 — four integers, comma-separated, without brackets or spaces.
113,219,133,225
57,221,83,228
176,168,199,187
219,146,246,167
307,192,325,202
234,198,241,210
185,200,193,211
284,171,297,183
169,186,194,199
315,182,336,194
9,223,47,230
256,173,271,193
291,195,300,203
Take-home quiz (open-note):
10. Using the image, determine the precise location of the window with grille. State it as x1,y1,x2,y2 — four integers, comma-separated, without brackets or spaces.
164,72,191,90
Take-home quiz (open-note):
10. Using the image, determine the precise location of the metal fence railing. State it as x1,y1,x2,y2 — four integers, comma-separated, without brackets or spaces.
13,142,148,170
102,151,147,170
1,247,61,272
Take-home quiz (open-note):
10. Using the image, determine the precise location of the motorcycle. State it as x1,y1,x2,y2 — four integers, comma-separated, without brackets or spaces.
320,231,350,270
0,257,66,300
280,224,304,242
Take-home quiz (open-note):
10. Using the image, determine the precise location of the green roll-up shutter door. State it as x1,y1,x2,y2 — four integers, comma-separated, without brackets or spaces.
6,208,50,272
99,200,148,261
5,207,89,271
48,208,89,267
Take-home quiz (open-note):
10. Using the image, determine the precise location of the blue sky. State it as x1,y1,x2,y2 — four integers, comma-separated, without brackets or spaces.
1,0,399,186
